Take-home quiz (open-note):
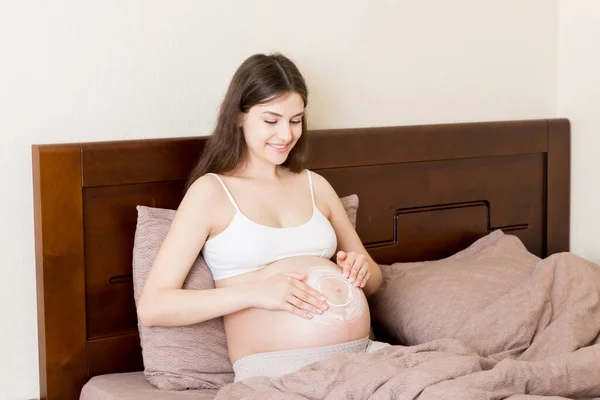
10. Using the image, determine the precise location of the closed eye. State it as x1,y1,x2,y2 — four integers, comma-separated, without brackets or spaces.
265,120,302,125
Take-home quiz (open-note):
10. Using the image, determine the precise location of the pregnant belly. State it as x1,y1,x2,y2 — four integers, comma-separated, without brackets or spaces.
217,256,371,363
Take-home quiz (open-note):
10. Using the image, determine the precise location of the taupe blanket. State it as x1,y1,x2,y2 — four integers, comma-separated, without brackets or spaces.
214,253,600,399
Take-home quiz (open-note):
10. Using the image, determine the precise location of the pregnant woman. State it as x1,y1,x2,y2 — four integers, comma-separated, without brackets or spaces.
137,53,386,381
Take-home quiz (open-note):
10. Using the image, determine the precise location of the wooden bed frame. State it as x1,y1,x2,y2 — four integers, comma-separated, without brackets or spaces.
32,118,570,400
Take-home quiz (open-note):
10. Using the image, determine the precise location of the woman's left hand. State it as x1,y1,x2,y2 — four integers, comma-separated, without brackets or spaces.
336,250,371,288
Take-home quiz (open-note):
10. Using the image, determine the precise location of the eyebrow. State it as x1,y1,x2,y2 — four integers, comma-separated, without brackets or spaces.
261,111,304,118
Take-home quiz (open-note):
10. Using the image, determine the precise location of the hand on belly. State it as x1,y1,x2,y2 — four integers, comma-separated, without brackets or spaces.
223,257,371,362
303,267,365,327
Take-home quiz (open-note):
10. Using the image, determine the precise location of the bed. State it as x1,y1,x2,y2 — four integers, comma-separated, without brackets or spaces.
32,118,577,400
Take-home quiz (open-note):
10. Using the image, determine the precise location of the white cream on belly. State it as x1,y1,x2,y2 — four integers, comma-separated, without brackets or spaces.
304,267,364,327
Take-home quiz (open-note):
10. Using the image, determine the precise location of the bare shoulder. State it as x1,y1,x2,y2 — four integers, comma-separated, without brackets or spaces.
184,173,223,201
307,170,344,220
308,170,338,198
177,174,227,221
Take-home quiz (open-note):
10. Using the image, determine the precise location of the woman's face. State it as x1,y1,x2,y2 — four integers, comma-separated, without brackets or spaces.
239,92,305,168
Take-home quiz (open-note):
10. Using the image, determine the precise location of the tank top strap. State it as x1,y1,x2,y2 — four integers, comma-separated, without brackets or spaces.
306,169,316,207
208,173,241,212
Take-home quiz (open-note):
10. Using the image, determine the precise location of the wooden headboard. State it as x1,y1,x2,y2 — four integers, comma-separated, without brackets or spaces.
32,118,570,400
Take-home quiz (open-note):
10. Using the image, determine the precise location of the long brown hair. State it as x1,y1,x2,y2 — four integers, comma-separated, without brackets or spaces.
185,53,309,192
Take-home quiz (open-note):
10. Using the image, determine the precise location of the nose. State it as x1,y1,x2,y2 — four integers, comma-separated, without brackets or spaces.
276,122,293,142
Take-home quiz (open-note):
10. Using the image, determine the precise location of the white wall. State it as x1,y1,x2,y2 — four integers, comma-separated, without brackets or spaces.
0,1,558,399
557,0,600,263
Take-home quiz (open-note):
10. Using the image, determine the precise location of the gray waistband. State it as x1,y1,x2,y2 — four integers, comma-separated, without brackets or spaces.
233,337,370,382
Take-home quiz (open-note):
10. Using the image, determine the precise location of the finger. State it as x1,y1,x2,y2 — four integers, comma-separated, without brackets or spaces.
292,286,327,312
342,253,355,278
288,295,320,317
350,269,361,285
337,251,350,275
284,301,312,319
346,255,358,282
343,264,352,279
293,279,328,303
360,271,371,288
355,265,368,286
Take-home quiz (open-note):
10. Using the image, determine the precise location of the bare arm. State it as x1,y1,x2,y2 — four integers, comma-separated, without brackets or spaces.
312,173,383,297
137,175,254,327
138,284,257,327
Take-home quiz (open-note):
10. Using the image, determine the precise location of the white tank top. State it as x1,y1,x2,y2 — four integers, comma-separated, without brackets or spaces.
201,170,338,281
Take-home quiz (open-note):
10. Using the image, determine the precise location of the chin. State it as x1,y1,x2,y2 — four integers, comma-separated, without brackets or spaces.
264,152,291,166
270,156,289,166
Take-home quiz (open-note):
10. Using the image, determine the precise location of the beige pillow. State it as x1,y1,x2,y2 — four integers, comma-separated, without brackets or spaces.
369,230,541,355
132,194,359,390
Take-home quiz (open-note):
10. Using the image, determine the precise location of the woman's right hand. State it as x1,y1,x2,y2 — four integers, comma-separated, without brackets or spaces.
249,272,328,319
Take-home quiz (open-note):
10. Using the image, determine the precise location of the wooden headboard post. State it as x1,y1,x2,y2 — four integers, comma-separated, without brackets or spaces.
32,118,570,400
546,118,571,255
33,146,87,400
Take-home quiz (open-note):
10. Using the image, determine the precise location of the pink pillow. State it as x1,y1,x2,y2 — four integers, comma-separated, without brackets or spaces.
132,194,359,390
369,230,541,355
132,206,233,390
340,194,359,228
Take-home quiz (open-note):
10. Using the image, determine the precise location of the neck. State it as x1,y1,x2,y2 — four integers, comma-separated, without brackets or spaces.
235,157,284,181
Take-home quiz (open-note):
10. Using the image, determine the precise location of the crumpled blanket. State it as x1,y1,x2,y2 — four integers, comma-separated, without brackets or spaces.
214,253,600,399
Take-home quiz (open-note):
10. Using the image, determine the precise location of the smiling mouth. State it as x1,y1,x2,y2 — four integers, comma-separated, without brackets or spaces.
268,143,289,150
